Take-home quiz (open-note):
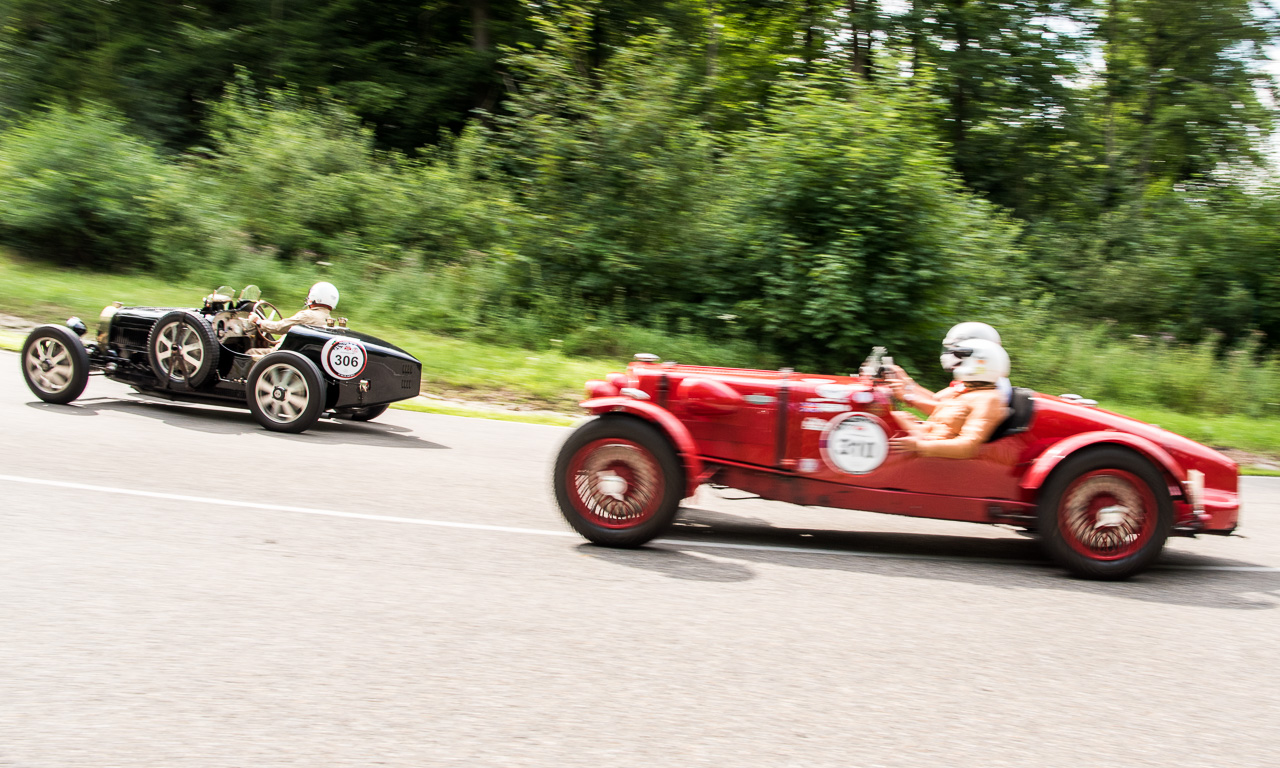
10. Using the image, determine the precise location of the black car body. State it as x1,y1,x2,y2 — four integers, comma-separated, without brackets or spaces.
20,286,422,433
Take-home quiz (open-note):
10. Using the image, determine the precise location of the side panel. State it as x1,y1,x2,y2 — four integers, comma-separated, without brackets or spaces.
711,464,1033,522
581,398,707,498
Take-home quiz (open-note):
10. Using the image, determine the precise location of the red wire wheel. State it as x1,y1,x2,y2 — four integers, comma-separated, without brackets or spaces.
1037,447,1173,580
567,438,666,529
1058,469,1158,561
554,417,684,547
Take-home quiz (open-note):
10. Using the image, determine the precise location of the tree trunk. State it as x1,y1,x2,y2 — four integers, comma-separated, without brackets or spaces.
802,0,819,67
949,0,969,151
469,0,490,52
1102,0,1120,207
847,0,876,78
909,0,924,78
707,0,719,78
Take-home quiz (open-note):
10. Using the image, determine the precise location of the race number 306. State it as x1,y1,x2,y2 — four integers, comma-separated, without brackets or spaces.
323,339,367,379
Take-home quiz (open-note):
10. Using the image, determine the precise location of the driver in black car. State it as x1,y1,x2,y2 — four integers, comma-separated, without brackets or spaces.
245,281,339,357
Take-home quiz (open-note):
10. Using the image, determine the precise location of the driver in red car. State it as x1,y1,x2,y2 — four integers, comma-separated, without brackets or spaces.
887,321,1009,413
245,281,339,358
887,338,1010,459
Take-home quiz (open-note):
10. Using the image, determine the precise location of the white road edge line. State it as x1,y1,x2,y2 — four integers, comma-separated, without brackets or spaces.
2,473,1275,573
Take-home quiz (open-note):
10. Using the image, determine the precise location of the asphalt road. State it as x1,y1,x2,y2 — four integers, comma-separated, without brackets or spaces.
2,349,1279,768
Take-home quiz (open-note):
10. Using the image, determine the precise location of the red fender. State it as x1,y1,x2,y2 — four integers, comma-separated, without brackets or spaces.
581,397,706,498
1020,431,1185,497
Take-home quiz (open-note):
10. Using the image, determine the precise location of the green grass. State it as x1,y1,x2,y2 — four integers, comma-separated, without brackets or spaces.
1102,404,1280,459
0,255,196,325
391,398,577,427
0,330,23,353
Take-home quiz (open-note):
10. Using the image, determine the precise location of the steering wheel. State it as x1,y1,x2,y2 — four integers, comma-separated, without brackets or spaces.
251,301,283,344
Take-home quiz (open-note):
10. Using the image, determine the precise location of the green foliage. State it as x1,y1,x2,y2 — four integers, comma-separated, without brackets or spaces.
0,105,176,270
2,0,1280,417
498,22,728,311
720,75,1026,369
0,0,535,150
1000,307,1280,417
205,75,518,270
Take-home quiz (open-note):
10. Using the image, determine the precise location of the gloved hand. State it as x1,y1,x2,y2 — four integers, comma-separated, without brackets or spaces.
885,364,913,400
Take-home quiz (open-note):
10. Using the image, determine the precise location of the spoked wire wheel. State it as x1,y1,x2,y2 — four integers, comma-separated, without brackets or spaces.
567,438,666,529
554,417,684,547
1037,447,1172,580
20,325,90,404
1059,469,1158,562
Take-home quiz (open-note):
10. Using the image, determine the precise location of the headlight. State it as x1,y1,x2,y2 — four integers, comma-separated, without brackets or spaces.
1183,469,1205,512
97,302,121,345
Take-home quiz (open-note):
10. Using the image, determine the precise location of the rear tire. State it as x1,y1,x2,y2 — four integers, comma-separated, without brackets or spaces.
147,310,219,390
1037,447,1173,580
553,416,684,547
247,351,327,433
21,325,90,405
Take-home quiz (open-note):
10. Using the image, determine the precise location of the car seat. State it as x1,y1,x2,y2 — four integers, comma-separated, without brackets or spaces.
987,387,1036,442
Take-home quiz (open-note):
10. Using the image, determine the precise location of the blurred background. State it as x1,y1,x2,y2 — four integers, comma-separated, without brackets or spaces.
1,0,1279,428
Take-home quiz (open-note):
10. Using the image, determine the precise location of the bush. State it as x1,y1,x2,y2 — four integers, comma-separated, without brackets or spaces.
205,76,517,272
716,75,1027,372
0,105,172,269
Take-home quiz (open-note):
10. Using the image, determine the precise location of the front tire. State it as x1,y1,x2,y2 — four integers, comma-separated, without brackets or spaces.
21,325,90,404
1037,447,1173,580
247,351,327,433
553,416,684,547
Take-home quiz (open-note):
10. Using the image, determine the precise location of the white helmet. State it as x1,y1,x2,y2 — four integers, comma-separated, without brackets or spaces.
941,321,1002,371
943,321,1001,347
951,338,1011,384
306,281,339,310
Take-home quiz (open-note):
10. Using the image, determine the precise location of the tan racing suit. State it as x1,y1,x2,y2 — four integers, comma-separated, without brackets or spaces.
892,383,1009,459
247,306,331,357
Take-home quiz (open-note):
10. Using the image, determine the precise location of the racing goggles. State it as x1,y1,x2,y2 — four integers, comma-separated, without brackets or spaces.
940,345,973,371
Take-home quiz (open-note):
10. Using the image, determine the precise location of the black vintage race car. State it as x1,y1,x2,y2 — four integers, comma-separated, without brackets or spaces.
19,285,422,433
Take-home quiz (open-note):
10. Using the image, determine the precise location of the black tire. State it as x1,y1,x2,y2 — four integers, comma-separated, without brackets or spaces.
335,403,390,422
553,416,685,547
1037,446,1173,580
20,325,90,405
147,310,219,390
246,351,327,433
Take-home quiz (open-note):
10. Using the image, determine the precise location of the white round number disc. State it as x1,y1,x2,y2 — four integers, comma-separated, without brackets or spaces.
821,414,889,475
322,338,367,380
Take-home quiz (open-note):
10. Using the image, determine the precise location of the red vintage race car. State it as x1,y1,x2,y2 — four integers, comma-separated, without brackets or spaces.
552,352,1240,580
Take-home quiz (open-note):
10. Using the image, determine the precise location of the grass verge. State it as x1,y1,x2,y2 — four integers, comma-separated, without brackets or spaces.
1102,405,1280,464
391,398,577,427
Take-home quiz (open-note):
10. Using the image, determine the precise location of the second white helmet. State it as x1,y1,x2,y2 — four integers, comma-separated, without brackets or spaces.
306,281,339,310
951,338,1011,384
940,321,1002,371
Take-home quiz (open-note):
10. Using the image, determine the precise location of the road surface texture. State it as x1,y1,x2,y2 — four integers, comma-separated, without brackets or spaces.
2,350,1278,767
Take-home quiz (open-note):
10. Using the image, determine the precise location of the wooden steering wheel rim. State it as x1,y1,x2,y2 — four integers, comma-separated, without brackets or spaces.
251,300,283,344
